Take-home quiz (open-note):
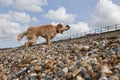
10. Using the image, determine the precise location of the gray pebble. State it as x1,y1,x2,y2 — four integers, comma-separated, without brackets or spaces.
57,71,64,77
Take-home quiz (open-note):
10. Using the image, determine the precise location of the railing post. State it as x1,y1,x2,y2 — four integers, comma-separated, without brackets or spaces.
74,34,75,38
100,27,102,33
107,26,109,32
115,24,117,30
95,29,97,34
72,34,74,38
89,30,91,34
77,33,78,38
81,33,82,37
85,32,86,36
67,36,68,39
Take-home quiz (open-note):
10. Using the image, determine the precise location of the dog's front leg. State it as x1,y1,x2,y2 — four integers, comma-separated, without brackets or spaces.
46,37,51,49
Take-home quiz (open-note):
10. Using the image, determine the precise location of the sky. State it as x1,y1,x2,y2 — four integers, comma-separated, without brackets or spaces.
0,0,120,48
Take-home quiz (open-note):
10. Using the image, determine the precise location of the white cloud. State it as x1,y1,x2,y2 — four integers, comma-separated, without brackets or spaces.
0,18,23,39
92,0,120,27
0,14,11,20
69,22,89,33
0,0,47,12
0,0,13,7
25,4,43,12
45,7,76,24
0,11,39,24
0,11,38,39
8,11,39,23
31,17,39,23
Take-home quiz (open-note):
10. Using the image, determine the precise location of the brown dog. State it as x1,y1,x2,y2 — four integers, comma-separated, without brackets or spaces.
17,23,70,49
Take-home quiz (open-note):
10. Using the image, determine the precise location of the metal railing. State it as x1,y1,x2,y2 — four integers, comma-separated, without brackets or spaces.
53,24,120,41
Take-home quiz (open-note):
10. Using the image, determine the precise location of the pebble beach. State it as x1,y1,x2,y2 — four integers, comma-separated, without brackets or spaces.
0,31,120,80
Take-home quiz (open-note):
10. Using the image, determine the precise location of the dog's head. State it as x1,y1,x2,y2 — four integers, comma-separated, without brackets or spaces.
56,23,70,34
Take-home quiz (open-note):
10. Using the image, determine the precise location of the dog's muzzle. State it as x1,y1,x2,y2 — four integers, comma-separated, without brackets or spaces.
66,25,70,30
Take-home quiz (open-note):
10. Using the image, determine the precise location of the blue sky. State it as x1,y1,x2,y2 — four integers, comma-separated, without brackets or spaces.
0,0,120,48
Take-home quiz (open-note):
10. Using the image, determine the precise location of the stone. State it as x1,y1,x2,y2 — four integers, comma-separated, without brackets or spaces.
110,43,118,48
83,74,92,80
69,65,75,72
101,65,112,74
44,69,51,74
47,72,54,78
76,53,83,59
21,56,32,65
116,48,120,55
56,61,64,68
24,77,29,80
66,73,71,79
46,59,54,69
34,66,42,73
83,46,90,51
45,77,53,80
10,66,31,79
57,71,64,77
62,67,68,74
30,73,37,80
41,73,47,78
71,68,81,78
113,69,119,74
109,75,119,80
40,78,45,80
31,59,38,64
53,67,61,75
68,60,74,66
41,62,46,67
98,76,108,80
76,61,83,68
77,75,85,80
0,76,3,80
81,67,87,75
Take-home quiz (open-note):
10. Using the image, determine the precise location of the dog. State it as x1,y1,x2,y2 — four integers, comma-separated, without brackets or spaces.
17,23,70,49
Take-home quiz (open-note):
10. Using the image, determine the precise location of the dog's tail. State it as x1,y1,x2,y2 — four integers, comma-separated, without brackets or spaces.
17,31,27,41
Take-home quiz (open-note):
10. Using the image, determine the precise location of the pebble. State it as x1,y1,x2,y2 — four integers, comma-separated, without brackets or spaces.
71,68,81,78
34,66,42,73
82,74,92,80
69,65,75,72
57,71,64,77
62,67,68,74
30,73,37,80
77,75,85,80
47,72,54,78
41,73,46,78
66,73,72,79
41,61,46,67
98,76,108,80
109,75,119,80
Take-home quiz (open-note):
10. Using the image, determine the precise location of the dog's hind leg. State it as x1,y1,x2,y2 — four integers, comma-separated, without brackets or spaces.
25,35,38,49
18,31,27,41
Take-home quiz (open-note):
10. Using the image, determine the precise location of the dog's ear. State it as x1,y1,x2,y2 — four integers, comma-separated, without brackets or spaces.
56,23,62,33
57,23,62,28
